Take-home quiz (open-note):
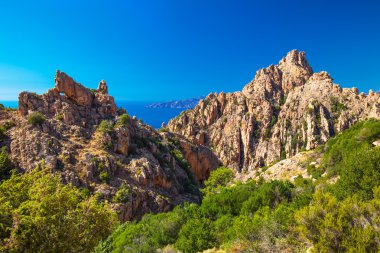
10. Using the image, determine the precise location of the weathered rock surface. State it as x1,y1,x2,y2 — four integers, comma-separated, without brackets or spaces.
2,72,219,221
168,50,380,173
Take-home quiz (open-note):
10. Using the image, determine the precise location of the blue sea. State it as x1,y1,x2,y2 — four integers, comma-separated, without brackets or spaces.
117,101,185,129
0,101,185,129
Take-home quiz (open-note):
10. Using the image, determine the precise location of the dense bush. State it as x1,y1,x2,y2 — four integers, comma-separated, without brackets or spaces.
201,167,233,196
175,217,217,252
240,180,293,215
296,189,380,252
201,180,257,218
323,119,380,174
94,206,186,253
116,113,130,126
0,168,118,252
0,147,12,181
27,112,45,126
334,146,380,200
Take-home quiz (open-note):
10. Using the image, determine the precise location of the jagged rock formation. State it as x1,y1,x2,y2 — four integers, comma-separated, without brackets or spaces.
1,71,219,221
168,50,380,172
18,71,117,126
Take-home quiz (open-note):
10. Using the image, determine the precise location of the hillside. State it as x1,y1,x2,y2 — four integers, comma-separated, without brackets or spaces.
0,71,220,223
95,119,380,253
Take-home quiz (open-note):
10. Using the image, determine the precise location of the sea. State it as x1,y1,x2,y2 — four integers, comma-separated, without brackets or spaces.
0,101,186,129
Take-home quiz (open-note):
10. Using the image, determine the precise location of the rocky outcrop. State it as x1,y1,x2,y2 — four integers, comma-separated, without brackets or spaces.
168,50,380,173
3,72,219,222
18,70,117,126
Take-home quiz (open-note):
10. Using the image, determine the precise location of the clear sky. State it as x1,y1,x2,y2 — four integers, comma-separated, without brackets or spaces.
0,0,379,101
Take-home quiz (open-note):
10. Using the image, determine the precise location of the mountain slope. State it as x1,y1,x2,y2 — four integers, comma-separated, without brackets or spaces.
168,50,380,172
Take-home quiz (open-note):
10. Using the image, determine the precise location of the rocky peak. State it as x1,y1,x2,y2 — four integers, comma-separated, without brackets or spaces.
277,49,313,92
242,50,313,98
278,50,310,69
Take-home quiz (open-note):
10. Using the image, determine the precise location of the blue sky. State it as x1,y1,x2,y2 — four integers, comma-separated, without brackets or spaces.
0,0,379,101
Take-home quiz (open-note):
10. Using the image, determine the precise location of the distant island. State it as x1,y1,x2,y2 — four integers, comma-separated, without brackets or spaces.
145,96,205,109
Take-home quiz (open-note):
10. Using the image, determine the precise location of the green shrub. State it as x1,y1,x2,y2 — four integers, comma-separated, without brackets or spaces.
330,96,346,113
27,112,45,126
116,113,130,126
56,114,64,121
240,180,293,215
98,120,114,134
175,217,217,253
201,181,258,218
99,171,110,183
306,164,323,179
202,167,233,196
113,183,130,203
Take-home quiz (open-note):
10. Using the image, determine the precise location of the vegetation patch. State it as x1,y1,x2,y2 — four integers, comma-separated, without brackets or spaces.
27,112,45,126
116,113,130,127
0,168,118,252
98,120,114,134
113,183,130,203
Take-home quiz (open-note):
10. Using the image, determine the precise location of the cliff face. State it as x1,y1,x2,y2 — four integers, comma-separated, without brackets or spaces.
1,71,219,221
168,50,380,172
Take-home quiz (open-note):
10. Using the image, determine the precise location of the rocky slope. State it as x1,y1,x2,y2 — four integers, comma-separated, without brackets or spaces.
168,50,380,173
0,71,219,221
